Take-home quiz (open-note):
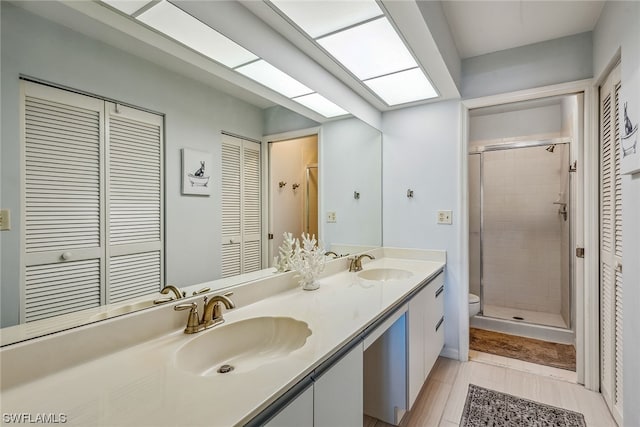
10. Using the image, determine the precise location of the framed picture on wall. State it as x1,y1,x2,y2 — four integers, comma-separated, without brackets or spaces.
182,148,213,196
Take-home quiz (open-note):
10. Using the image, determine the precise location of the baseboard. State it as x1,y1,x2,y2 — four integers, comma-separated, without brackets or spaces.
440,346,459,360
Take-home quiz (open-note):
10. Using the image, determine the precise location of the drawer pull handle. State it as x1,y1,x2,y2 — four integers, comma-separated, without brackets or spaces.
435,286,444,298
435,316,444,332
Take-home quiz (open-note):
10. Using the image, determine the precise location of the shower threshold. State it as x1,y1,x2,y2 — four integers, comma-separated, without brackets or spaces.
471,305,573,345
482,304,567,328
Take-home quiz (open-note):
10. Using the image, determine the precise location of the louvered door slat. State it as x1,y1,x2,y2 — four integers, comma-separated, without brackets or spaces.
614,269,623,409
24,94,101,254
613,83,623,258
221,139,242,278
109,252,161,303
599,65,623,425
222,142,242,237
25,259,101,322
242,142,261,273
108,114,162,246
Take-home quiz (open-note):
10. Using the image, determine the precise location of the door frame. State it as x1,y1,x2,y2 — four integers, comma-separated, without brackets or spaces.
459,79,599,391
261,127,322,267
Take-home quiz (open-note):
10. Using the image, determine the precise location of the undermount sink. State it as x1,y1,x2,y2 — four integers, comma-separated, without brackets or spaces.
174,316,312,376
358,268,413,282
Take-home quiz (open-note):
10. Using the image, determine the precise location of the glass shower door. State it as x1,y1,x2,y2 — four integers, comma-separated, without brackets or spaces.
479,144,570,329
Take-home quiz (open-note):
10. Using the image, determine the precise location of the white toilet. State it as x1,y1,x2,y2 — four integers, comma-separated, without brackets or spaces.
469,293,480,317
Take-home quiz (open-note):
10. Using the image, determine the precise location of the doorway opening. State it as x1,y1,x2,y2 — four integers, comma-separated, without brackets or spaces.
467,94,583,373
268,134,319,265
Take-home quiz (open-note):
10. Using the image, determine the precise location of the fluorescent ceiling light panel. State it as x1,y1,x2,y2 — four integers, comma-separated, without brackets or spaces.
364,68,438,106
236,60,313,98
317,17,417,81
137,1,257,68
269,0,382,38
101,0,154,15
292,93,347,118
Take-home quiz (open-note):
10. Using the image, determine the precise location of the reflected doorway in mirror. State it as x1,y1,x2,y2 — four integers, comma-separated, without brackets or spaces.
182,148,213,195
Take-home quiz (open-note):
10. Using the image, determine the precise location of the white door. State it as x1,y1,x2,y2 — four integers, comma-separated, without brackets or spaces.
21,82,164,322
599,62,623,426
221,134,261,277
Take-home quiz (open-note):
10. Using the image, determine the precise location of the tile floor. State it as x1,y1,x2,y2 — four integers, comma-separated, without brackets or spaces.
482,304,567,329
366,353,616,427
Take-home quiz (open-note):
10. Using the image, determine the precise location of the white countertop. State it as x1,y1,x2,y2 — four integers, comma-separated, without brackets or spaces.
0,253,445,426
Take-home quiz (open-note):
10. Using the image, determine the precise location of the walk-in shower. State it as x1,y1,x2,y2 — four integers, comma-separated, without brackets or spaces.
469,138,574,342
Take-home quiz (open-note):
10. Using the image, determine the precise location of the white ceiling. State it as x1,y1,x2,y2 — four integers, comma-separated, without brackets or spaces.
442,1,605,59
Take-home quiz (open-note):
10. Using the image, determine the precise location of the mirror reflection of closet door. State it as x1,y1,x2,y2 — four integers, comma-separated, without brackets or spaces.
221,134,261,277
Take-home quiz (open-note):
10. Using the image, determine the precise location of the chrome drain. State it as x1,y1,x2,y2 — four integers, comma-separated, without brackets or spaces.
217,364,234,374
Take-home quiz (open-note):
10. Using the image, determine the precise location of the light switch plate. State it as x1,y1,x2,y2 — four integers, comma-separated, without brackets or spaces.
0,209,10,231
326,211,337,223
437,210,452,225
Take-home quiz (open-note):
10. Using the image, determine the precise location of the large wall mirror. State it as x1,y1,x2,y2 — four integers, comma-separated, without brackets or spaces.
0,1,382,345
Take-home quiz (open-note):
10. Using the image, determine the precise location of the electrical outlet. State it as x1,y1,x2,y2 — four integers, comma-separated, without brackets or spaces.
0,209,10,231
437,210,452,225
326,211,337,223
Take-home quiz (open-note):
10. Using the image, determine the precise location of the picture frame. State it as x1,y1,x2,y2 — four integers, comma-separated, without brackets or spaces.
620,85,639,175
182,148,213,196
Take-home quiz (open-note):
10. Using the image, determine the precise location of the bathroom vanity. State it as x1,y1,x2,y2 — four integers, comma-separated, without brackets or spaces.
0,248,445,426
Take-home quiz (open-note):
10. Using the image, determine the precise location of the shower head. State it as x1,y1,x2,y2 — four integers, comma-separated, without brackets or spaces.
545,145,555,153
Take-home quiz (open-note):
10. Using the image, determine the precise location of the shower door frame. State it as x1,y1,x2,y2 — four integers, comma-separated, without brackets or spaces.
460,79,599,391
469,137,572,326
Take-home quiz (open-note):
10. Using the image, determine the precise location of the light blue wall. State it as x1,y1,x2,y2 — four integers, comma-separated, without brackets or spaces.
594,2,640,425
263,106,320,136
321,118,382,249
382,100,462,358
0,3,264,326
461,32,593,99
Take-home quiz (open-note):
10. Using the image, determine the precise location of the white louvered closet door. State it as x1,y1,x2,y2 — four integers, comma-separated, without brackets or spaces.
106,103,164,304
242,141,261,273
22,82,105,322
600,63,623,426
220,135,261,277
221,137,242,277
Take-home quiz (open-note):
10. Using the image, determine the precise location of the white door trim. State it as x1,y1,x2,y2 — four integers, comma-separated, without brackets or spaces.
460,79,598,391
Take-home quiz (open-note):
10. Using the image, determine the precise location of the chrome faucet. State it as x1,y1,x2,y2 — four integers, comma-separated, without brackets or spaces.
173,292,236,334
160,285,185,300
349,254,375,272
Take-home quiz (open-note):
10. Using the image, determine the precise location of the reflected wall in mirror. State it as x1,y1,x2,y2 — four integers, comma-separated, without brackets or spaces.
0,2,382,345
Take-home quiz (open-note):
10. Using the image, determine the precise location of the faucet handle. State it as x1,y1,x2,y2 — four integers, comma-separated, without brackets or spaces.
174,302,201,334
192,287,211,296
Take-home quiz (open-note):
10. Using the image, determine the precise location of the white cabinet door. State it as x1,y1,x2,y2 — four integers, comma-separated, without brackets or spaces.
425,275,445,379
266,385,313,427
407,285,429,408
314,342,363,427
407,272,445,409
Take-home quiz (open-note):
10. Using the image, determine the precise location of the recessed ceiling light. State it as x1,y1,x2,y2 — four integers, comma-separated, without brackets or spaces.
364,68,438,106
317,17,417,81
292,93,348,118
136,1,258,68
101,0,154,15
269,0,383,38
236,60,314,98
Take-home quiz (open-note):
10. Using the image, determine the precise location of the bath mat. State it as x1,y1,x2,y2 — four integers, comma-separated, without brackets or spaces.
460,384,586,427
470,328,576,371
